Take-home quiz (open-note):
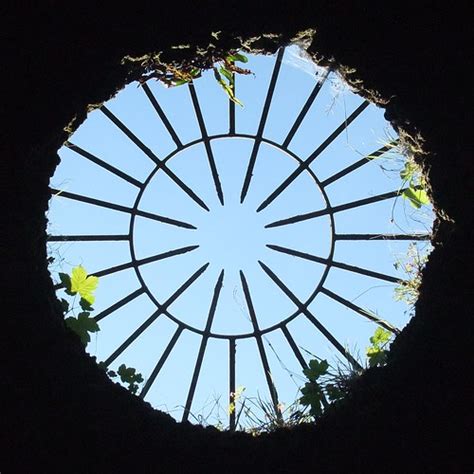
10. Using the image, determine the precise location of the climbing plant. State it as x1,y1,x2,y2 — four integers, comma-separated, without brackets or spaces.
58,265,144,394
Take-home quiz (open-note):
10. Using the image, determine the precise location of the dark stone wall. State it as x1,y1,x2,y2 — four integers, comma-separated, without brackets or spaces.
2,3,472,472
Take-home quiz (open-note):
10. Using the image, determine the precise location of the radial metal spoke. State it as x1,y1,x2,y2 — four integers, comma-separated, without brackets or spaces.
321,142,397,187
229,71,235,135
240,48,285,203
48,234,129,242
280,325,308,370
239,270,281,419
94,288,145,322
335,233,431,241
50,188,197,229
102,263,209,367
141,83,182,147
265,189,403,228
140,325,185,399
267,244,401,283
257,100,370,212
282,69,329,148
188,83,224,205
320,287,400,334
182,270,224,422
100,105,209,211
280,325,329,408
54,246,200,290
229,338,236,431
65,142,143,188
258,261,362,369
136,208,197,229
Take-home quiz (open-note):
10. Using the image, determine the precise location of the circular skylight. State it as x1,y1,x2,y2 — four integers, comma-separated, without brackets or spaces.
48,45,434,429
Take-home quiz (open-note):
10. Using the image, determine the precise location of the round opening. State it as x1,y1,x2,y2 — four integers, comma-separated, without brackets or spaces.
47,44,434,430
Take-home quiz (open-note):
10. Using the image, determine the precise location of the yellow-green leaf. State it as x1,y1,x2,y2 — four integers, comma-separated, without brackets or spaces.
369,327,392,347
402,187,430,209
70,265,98,304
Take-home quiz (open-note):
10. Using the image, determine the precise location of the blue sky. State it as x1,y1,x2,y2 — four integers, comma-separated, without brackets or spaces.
48,45,434,428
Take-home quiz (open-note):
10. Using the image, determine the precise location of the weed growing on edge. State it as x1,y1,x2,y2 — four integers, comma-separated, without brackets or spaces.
394,242,430,307
298,327,393,420
136,50,252,106
183,327,395,433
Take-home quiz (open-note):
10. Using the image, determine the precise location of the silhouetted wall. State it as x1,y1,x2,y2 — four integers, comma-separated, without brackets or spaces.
2,3,472,472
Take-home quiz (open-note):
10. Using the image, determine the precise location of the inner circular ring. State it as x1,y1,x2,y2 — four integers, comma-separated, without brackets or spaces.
129,134,336,338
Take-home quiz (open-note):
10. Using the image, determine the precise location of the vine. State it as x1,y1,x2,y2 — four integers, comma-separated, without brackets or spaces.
58,265,144,394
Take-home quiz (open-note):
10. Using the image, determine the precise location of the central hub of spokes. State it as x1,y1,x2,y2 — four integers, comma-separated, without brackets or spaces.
198,200,266,274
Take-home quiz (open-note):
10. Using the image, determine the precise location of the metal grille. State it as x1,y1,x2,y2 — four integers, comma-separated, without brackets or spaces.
49,46,431,429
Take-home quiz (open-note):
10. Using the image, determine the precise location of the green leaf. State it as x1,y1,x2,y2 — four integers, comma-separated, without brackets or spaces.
299,383,324,417
303,359,329,381
400,161,416,182
227,53,248,63
65,312,100,346
402,187,430,209
219,66,234,83
70,265,99,304
309,403,323,417
172,79,190,86
79,297,94,312
220,80,243,106
117,364,144,394
367,348,388,367
369,327,392,348
59,272,72,292
325,384,344,402
228,94,243,107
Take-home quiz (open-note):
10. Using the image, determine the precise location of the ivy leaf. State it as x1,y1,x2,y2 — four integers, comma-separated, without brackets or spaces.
59,272,74,295
369,327,392,348
79,297,94,312
299,382,324,417
326,384,344,402
117,364,144,394
70,265,99,304
65,312,100,346
367,347,388,367
402,187,430,209
303,359,329,381
309,404,323,417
